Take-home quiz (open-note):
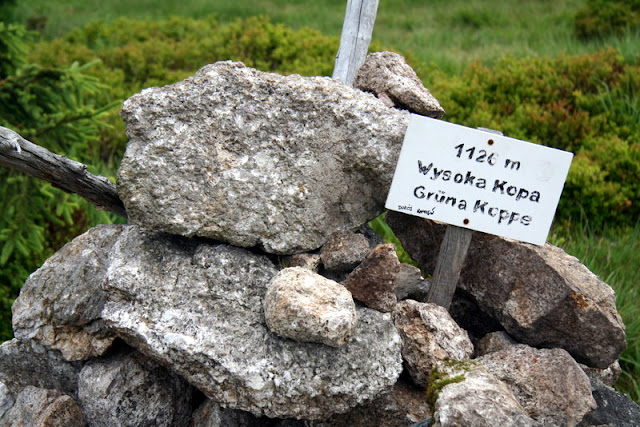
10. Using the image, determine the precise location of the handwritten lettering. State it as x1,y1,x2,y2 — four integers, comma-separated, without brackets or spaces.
417,207,436,216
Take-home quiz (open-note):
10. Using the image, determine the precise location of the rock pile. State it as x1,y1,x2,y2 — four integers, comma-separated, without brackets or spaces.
1,54,638,426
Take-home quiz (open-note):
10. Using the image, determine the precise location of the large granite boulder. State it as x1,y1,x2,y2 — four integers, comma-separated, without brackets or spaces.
8,224,402,420
117,61,417,255
477,344,596,426
98,225,403,420
386,212,626,368
77,349,192,427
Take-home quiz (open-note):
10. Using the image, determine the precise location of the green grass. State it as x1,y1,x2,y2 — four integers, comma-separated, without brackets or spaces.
4,0,640,403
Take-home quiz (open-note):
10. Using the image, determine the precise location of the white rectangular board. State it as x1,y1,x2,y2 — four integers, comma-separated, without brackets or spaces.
385,115,573,245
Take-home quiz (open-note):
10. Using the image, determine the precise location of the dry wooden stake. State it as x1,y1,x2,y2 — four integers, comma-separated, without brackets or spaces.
426,128,503,309
333,0,379,86
426,225,473,308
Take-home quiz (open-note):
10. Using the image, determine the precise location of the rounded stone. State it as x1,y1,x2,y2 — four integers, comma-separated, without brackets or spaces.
264,267,358,347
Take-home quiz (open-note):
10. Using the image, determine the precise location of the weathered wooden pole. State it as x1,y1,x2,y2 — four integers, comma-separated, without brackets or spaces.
426,226,473,308
332,0,471,310
426,128,503,309
333,0,379,86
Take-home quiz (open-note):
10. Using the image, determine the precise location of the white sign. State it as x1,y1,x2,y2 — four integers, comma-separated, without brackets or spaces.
385,115,573,245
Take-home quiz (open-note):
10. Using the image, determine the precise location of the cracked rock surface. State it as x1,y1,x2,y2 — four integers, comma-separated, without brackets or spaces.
100,225,402,420
118,61,411,254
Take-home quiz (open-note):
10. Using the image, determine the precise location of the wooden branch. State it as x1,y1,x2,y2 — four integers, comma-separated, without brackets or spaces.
0,126,128,220
333,0,379,86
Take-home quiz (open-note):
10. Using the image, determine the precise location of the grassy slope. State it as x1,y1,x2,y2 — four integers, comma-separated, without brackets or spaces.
6,0,640,401
11,0,640,73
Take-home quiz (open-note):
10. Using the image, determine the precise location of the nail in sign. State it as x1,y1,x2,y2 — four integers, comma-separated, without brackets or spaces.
385,115,573,245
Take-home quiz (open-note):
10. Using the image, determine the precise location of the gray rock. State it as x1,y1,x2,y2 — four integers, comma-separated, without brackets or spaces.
320,231,371,273
264,267,358,347
386,213,627,368
78,349,192,427
354,51,445,118
118,61,411,254
477,344,596,426
0,381,14,421
342,243,401,313
190,399,261,426
476,331,519,357
12,224,122,361
579,360,621,388
101,226,403,420
431,362,537,427
447,293,505,345
285,253,322,272
358,224,385,249
394,264,429,301
393,300,474,388
2,385,86,427
311,378,433,427
577,374,640,427
272,420,306,427
0,339,82,398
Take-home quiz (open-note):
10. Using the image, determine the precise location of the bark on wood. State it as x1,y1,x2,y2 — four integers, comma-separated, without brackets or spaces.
0,126,127,220
333,0,379,86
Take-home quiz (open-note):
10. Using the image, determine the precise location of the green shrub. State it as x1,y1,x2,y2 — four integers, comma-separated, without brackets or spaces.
430,48,640,228
0,0,16,21
575,0,640,39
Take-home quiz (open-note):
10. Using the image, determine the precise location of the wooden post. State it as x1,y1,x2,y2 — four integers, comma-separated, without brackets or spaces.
426,128,503,309
333,0,379,86
426,226,473,308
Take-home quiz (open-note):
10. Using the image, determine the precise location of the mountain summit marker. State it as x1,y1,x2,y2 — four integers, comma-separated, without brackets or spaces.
386,114,573,246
